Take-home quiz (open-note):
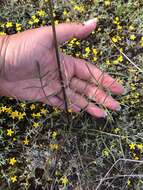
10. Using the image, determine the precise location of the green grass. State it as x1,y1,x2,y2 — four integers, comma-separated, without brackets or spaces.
0,0,143,189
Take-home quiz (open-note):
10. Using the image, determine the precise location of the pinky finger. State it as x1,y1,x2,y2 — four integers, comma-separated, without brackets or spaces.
42,96,81,113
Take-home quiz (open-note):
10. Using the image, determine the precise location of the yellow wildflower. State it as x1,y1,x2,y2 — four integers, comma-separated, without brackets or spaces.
134,156,139,160
117,25,122,30
63,10,69,16
1,106,7,112
33,122,39,128
6,22,13,28
0,32,6,35
37,10,46,17
10,176,17,183
112,37,118,43
10,111,19,119
55,20,59,25
28,20,33,25
137,144,143,150
16,23,22,32
127,179,131,186
73,5,85,12
5,107,12,114
7,129,14,137
105,60,111,65
85,47,90,53
9,157,17,166
49,143,58,150
117,55,123,62
104,0,110,6
40,108,48,115
23,137,29,145
17,112,26,120
130,35,136,40
32,112,41,118
52,131,58,139
93,48,97,55
30,104,36,110
129,25,135,31
129,143,136,150
20,103,26,108
33,18,39,24
60,176,69,186
93,57,97,62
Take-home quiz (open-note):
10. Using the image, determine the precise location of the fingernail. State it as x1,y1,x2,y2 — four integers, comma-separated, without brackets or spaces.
122,88,128,95
84,18,98,25
116,105,121,111
103,112,108,118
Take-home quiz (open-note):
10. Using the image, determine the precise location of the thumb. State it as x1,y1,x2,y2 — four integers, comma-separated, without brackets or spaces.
51,18,98,44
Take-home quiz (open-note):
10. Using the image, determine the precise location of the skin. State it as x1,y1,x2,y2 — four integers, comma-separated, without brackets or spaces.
0,19,125,118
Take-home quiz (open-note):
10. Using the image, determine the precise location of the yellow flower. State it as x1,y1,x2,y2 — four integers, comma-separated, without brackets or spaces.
113,60,118,65
105,60,111,65
9,157,17,165
28,20,33,25
117,25,122,30
104,0,110,6
93,57,97,62
7,129,14,137
16,23,22,32
20,103,26,108
23,137,29,145
49,143,58,150
0,32,6,35
137,144,143,150
1,106,7,112
55,20,59,25
40,108,48,115
30,104,36,110
134,156,139,160
63,10,69,16
52,131,58,139
60,176,69,186
33,122,40,128
10,111,19,119
10,175,17,183
130,35,136,40
129,143,136,150
129,25,135,31
73,5,85,12
127,179,131,186
31,15,36,20
112,37,118,43
114,128,120,134
93,48,97,55
32,112,41,118
33,18,39,24
117,55,123,62
6,22,13,28
37,10,46,17
85,47,90,53
5,107,12,114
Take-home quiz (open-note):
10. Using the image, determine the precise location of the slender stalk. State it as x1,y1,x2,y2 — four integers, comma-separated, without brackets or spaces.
48,0,70,128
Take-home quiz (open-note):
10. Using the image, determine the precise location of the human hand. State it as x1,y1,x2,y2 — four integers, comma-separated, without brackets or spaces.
0,18,125,118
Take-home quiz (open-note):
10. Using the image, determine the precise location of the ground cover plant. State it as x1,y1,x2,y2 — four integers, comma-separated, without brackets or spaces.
0,0,143,189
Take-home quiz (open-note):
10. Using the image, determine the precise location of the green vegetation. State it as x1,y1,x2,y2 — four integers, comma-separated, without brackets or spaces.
0,0,143,189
